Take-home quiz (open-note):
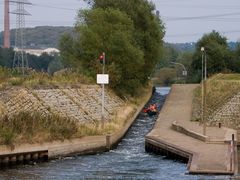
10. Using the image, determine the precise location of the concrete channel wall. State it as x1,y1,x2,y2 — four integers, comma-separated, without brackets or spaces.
0,87,153,167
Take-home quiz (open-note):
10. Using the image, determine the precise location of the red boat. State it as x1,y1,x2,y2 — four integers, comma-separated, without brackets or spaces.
143,104,157,116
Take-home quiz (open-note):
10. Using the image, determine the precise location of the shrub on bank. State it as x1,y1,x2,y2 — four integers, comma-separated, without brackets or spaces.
0,111,78,145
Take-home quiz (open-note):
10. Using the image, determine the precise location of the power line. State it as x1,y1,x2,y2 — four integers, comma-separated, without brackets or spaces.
167,30,240,38
162,12,240,21
31,3,78,11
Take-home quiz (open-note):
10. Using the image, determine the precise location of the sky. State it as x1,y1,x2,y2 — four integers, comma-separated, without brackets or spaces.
1,0,240,43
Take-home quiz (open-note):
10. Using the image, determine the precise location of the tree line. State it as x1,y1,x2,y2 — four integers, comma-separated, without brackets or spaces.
0,47,63,75
154,31,240,85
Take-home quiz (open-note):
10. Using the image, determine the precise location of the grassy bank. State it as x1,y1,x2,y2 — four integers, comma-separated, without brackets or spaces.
0,67,152,146
0,84,151,146
192,73,240,126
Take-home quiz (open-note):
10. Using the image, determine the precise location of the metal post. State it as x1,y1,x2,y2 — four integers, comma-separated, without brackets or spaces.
201,47,207,135
204,51,207,80
201,47,204,129
203,79,206,135
203,50,207,135
106,134,111,150
230,134,235,172
101,52,105,129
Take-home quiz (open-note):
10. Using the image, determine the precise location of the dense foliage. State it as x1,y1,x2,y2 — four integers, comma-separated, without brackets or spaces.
154,31,240,85
191,31,231,78
188,31,239,82
60,0,165,96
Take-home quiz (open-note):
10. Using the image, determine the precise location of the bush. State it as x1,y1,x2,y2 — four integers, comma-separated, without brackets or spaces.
153,67,177,86
0,111,78,145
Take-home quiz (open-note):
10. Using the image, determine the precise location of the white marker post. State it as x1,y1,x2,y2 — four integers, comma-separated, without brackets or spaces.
96,52,109,128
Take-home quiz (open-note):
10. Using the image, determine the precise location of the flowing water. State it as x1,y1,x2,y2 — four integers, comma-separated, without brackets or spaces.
0,87,230,179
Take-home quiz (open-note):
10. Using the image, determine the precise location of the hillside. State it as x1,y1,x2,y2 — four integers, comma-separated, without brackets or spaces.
1,26,238,51
192,74,240,129
0,26,73,49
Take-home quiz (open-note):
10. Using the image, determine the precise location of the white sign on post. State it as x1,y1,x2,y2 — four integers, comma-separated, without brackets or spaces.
97,74,109,84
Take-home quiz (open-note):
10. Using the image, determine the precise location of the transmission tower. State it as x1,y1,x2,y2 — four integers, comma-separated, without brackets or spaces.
11,0,31,74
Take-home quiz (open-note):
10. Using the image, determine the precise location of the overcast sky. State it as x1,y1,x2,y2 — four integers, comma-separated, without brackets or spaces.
1,0,240,43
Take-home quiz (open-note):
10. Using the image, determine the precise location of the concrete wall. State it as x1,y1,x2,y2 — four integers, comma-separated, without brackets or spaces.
0,85,123,123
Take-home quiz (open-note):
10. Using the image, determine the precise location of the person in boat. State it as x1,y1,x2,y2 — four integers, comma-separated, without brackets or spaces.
149,104,157,112
143,104,157,114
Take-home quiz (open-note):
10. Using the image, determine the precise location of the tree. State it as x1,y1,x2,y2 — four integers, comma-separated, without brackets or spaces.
228,42,240,73
191,30,231,79
84,0,165,83
0,47,14,67
60,1,165,95
47,55,64,75
79,8,144,95
154,67,176,86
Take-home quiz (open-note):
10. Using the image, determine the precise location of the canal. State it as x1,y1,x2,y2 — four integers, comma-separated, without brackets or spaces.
0,87,230,179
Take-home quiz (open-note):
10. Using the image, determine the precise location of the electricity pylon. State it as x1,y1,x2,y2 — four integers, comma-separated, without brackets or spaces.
11,0,31,74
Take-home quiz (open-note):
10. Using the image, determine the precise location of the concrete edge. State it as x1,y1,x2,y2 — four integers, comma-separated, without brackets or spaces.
145,136,196,172
172,121,210,142
145,136,235,175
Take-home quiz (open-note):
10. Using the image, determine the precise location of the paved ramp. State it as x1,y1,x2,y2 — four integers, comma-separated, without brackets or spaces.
146,84,238,175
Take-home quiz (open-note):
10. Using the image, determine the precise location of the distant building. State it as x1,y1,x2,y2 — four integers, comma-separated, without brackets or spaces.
14,48,60,56
43,48,60,56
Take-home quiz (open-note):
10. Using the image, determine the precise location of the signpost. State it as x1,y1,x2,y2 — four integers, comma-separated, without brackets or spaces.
96,52,109,128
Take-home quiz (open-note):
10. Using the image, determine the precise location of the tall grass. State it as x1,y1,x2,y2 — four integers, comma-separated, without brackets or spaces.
0,111,78,145
0,106,136,146
0,67,94,90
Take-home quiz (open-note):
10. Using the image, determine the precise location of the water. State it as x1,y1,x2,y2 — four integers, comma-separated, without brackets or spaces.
0,87,231,179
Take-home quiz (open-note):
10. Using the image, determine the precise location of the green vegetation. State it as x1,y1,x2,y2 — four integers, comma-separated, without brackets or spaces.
0,47,64,74
191,31,231,79
154,31,240,86
152,67,176,86
0,111,78,145
60,0,165,96
190,31,240,82
192,74,240,124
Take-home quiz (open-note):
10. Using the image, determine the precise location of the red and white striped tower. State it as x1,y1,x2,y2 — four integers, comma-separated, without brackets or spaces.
4,0,10,48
